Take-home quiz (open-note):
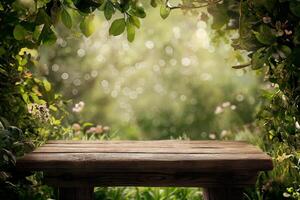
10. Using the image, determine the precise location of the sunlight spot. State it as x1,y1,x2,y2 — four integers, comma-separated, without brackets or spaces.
172,26,181,39
101,80,109,88
231,105,237,110
158,59,166,67
111,90,118,98
129,91,138,99
57,38,67,47
214,106,223,114
122,87,130,95
51,64,59,72
180,95,187,101
201,73,212,81
222,102,231,108
236,94,244,102
169,59,177,66
91,70,98,78
181,57,191,66
165,46,173,55
96,55,106,63
72,89,78,95
61,72,69,80
145,40,154,49
77,49,86,57
84,74,91,80
209,133,216,140
73,79,81,86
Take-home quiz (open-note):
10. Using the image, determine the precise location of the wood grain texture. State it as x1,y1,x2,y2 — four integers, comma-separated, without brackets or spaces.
16,140,273,190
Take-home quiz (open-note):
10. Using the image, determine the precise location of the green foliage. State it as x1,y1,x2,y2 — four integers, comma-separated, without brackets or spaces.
1,0,300,199
109,18,126,36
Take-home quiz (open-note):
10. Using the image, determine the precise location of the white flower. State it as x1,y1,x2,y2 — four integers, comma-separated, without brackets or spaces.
72,101,85,113
214,106,223,114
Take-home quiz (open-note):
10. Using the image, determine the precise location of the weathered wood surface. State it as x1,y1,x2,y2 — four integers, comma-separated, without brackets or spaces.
16,140,273,200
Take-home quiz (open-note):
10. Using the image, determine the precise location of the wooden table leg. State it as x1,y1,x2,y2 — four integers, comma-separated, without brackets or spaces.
58,187,94,200
203,187,244,200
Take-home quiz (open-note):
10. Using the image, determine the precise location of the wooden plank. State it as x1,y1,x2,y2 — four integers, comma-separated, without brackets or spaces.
44,171,257,187
46,140,249,144
17,152,273,172
33,146,263,154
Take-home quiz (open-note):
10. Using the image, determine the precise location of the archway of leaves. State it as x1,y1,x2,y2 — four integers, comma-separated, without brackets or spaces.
0,0,299,199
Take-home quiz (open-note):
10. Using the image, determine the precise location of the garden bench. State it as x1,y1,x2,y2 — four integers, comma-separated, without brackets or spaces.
16,140,273,200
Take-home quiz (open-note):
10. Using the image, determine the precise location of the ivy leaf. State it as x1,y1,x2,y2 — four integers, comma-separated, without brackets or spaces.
109,18,126,36
0,3,4,11
33,25,44,41
253,25,277,45
251,48,268,70
40,26,57,45
43,79,51,92
104,1,115,20
61,8,72,29
160,4,170,19
80,15,95,37
150,0,157,8
134,6,146,18
129,16,140,29
126,21,135,42
13,25,27,40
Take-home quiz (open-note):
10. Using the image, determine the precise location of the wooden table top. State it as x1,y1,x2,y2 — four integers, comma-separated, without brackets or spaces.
17,140,273,173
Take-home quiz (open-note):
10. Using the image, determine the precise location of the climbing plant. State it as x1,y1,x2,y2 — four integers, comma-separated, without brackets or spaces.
0,0,300,199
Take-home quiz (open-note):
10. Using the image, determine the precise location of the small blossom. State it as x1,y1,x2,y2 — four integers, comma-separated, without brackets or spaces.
214,106,223,114
263,16,271,24
27,103,50,122
230,105,237,110
284,29,292,35
72,101,85,113
86,127,96,134
94,125,103,134
103,126,110,132
209,133,216,140
221,130,228,138
72,123,81,131
222,101,231,108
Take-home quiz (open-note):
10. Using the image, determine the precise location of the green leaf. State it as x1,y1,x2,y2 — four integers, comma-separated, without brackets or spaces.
129,16,140,29
104,1,115,20
13,25,27,40
251,48,268,70
61,8,72,29
253,25,277,45
43,79,51,91
290,2,300,17
150,0,157,8
80,15,95,37
33,25,44,41
40,26,57,45
126,21,135,42
109,18,126,36
160,4,170,19
134,6,146,18
0,2,4,11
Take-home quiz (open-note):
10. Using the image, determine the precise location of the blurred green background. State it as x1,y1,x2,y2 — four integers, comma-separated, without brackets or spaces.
38,9,262,140
34,9,264,200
